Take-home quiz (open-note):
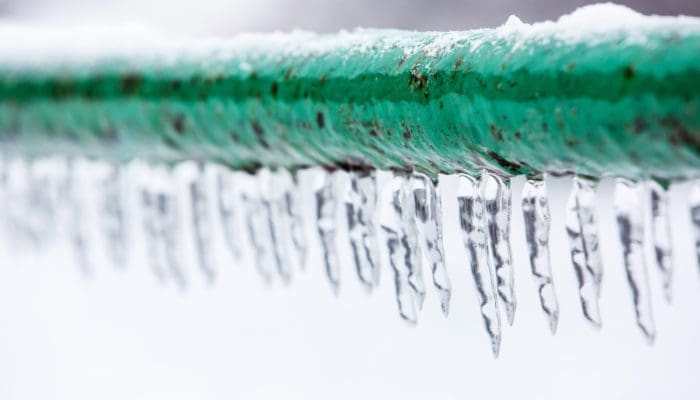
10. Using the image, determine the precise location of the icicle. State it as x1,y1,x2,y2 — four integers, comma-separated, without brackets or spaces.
140,167,186,288
190,169,216,283
216,168,242,260
521,177,559,334
648,180,673,302
66,161,92,274
411,172,451,315
456,173,501,357
380,173,418,324
99,165,127,268
401,178,426,310
615,178,656,343
265,168,294,283
141,188,167,282
565,176,602,328
315,169,341,293
480,171,516,325
689,181,700,274
345,170,381,290
287,171,307,270
243,171,275,284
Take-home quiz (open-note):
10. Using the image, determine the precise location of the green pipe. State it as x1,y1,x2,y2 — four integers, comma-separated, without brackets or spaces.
0,21,698,180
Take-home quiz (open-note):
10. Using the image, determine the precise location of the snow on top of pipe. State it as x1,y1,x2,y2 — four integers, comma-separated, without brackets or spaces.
0,3,698,69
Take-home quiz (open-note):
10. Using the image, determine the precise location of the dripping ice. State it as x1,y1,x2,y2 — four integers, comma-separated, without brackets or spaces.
0,155,695,355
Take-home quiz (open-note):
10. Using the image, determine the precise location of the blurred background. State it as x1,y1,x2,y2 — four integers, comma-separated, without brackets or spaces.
0,1,699,399
0,0,698,35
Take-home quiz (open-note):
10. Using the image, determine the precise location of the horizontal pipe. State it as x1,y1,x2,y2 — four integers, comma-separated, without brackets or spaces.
0,9,698,180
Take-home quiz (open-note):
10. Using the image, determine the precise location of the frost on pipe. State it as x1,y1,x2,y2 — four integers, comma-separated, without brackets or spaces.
0,5,698,180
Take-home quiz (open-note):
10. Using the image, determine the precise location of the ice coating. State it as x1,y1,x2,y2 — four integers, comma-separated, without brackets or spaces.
565,176,602,327
216,167,242,260
98,165,128,268
480,171,516,325
456,173,501,357
521,178,559,334
614,178,655,343
315,169,341,292
190,169,216,283
648,180,673,302
380,173,418,324
345,170,381,290
411,173,451,315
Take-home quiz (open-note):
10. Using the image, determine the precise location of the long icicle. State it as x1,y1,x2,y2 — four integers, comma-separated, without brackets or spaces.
648,180,673,302
480,171,516,325
412,172,451,316
565,176,602,328
690,181,700,275
346,170,381,290
315,169,341,293
521,177,559,334
456,173,501,357
614,178,656,343
381,172,418,324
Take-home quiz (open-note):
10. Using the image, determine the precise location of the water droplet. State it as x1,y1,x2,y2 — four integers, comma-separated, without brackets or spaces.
345,170,381,290
614,178,655,344
481,170,516,325
411,172,451,315
648,180,673,303
456,173,501,357
521,177,559,334
565,176,602,328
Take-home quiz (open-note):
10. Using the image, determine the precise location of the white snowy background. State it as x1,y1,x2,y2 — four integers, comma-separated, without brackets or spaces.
0,1,699,399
